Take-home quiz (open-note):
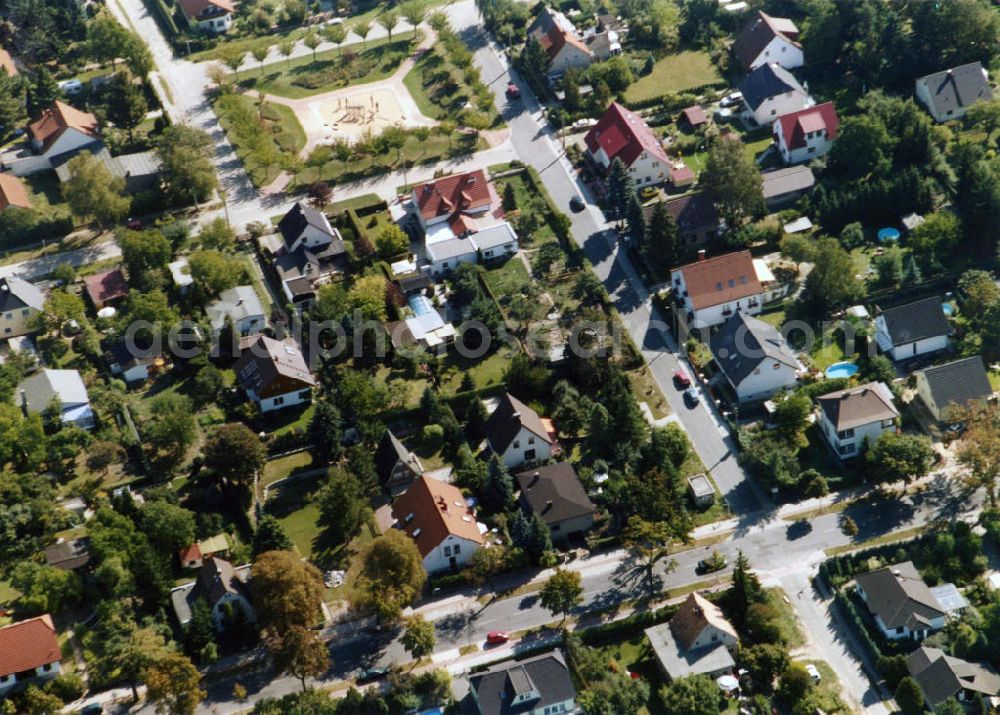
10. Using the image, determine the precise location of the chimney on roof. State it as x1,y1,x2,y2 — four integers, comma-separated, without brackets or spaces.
530,471,540,487
512,411,521,419
543,499,553,513
697,249,706,261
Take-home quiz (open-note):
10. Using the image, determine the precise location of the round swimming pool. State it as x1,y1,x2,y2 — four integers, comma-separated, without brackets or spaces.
942,302,955,317
825,361,859,379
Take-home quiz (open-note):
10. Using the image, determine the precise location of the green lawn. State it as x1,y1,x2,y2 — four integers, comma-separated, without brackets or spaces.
238,36,416,99
683,131,773,176
24,171,73,221
491,172,557,246
266,478,324,560
483,256,530,296
262,451,315,490
763,587,805,649
213,92,306,186
439,348,513,392
624,50,723,104
0,580,20,605
402,40,500,127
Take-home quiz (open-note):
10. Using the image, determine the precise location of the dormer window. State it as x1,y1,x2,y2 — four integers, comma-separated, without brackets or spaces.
405,512,415,522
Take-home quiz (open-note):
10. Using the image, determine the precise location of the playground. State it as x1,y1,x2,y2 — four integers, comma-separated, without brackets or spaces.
311,84,431,145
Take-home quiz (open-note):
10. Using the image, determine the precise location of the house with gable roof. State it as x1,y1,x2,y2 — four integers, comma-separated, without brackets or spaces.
915,62,992,124
0,615,61,694
855,561,948,640
234,335,316,413
731,10,802,71
410,169,501,238
527,6,593,75
584,102,671,187
18,368,94,429
170,557,255,630
391,475,485,573
177,0,235,32
914,356,993,422
515,462,595,541
874,296,951,362
670,250,770,328
906,646,1000,707
0,275,44,337
207,285,266,336
740,63,813,127
0,174,31,212
274,202,347,309
643,193,722,251
376,428,424,494
815,381,898,459
468,650,580,715
645,592,739,680
710,311,802,403
483,393,558,468
773,102,840,164
28,101,99,161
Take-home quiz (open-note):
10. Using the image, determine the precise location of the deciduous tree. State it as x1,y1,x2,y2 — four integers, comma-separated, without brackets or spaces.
701,137,763,229
539,568,582,623
253,550,326,632
351,529,426,622
62,151,129,228
317,466,370,547
144,653,205,715
267,626,329,692
401,615,435,663
658,674,721,715
866,432,934,483
204,423,267,495
155,126,218,204
623,516,676,595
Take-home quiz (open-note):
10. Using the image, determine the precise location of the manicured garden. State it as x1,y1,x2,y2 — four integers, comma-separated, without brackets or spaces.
623,50,724,104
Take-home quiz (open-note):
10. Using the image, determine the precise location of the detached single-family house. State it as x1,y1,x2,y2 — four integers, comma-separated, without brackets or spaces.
731,10,802,71
710,311,801,403
207,285,266,336
43,537,91,572
773,102,840,164
278,202,340,253
51,145,161,193
875,296,950,361
855,561,947,641
740,63,813,127
18,368,94,429
584,102,670,186
0,275,44,337
643,193,722,251
761,166,815,209
28,101,99,161
376,428,424,494
527,6,593,75
484,393,558,469
915,62,992,124
84,268,129,310
816,381,898,459
391,475,485,573
907,646,1000,707
515,462,595,541
469,650,579,715
411,169,501,239
176,0,235,32
234,335,316,413
670,250,766,329
425,222,519,276
0,615,61,695
0,174,31,212
103,339,163,384
914,356,993,422
170,557,255,630
645,592,739,681
274,203,347,309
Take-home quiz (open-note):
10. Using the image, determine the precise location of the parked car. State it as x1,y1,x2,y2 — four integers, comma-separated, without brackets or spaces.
683,387,699,406
640,186,658,201
486,631,510,645
719,91,743,108
357,667,389,684
696,551,727,574
506,83,521,100
714,107,734,122
805,664,821,683
58,79,83,95
673,368,691,388
569,195,585,212
80,706,104,715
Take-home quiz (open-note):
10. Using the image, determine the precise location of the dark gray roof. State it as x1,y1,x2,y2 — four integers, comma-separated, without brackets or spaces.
43,537,91,571
0,275,44,312
917,62,992,117
761,166,815,200
52,143,160,182
710,311,799,387
740,63,807,110
642,192,720,233
277,201,335,248
917,356,992,413
877,296,950,346
483,394,551,455
907,646,1000,706
375,429,422,485
855,561,946,632
731,11,799,69
515,462,594,526
469,651,577,715
395,273,433,294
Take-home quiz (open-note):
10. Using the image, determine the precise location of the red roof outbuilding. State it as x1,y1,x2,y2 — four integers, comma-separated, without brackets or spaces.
585,102,670,168
0,615,60,677
84,268,129,309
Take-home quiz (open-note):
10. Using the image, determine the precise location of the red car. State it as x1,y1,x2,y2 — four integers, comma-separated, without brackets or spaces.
505,83,521,100
673,368,691,388
125,218,143,230
486,631,510,645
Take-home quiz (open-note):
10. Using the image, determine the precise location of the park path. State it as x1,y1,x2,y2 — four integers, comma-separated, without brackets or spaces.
243,26,440,157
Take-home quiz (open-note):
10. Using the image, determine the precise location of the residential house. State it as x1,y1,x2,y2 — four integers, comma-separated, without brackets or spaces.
816,381,898,459
176,0,235,32
18,368,94,429
527,6,593,75
376,428,424,494
103,338,164,384
855,561,948,641
84,268,129,310
177,533,231,569
43,537,91,572
425,222,519,277
278,202,340,253
670,250,767,329
645,592,739,680
914,356,993,422
731,10,802,71
0,615,61,695
582,24,622,61
410,169,501,239
514,462,596,541
761,165,815,209
483,393,558,469
915,62,992,124
0,275,44,337
391,475,485,573
772,102,840,164
274,242,348,309
234,335,316,413
710,311,801,403
170,557,255,630
28,101,99,161
875,296,951,362
468,650,580,715
584,102,670,186
0,49,17,77
0,173,30,211
207,285,266,336
52,145,161,193
643,193,722,251
906,646,1000,707
740,63,813,127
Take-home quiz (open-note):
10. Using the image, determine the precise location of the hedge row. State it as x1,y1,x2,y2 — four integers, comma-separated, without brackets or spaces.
623,82,728,112
579,602,681,646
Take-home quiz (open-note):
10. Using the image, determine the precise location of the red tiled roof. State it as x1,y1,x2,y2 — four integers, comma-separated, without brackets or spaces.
179,543,202,563
585,102,670,168
0,173,31,211
0,49,17,77
775,102,840,151
29,101,99,154
0,615,60,676
176,0,234,20
681,105,707,126
84,269,129,307
543,23,591,61
413,170,492,221
391,475,484,558
676,250,762,310
669,164,695,186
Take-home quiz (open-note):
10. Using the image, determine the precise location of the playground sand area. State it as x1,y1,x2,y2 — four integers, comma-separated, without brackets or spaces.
311,85,415,144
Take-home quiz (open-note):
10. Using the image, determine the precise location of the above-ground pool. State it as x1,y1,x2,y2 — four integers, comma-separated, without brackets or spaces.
943,302,955,317
878,227,900,243
825,361,859,379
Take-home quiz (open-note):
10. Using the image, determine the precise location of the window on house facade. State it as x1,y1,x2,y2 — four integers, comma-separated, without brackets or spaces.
881,419,895,428
299,390,311,400
838,444,855,455
837,428,855,439
528,436,535,445
273,396,284,406
525,449,536,460
454,544,460,553
513,440,520,449
444,546,451,556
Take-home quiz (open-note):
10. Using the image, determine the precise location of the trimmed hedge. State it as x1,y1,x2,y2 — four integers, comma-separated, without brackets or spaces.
579,602,681,646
